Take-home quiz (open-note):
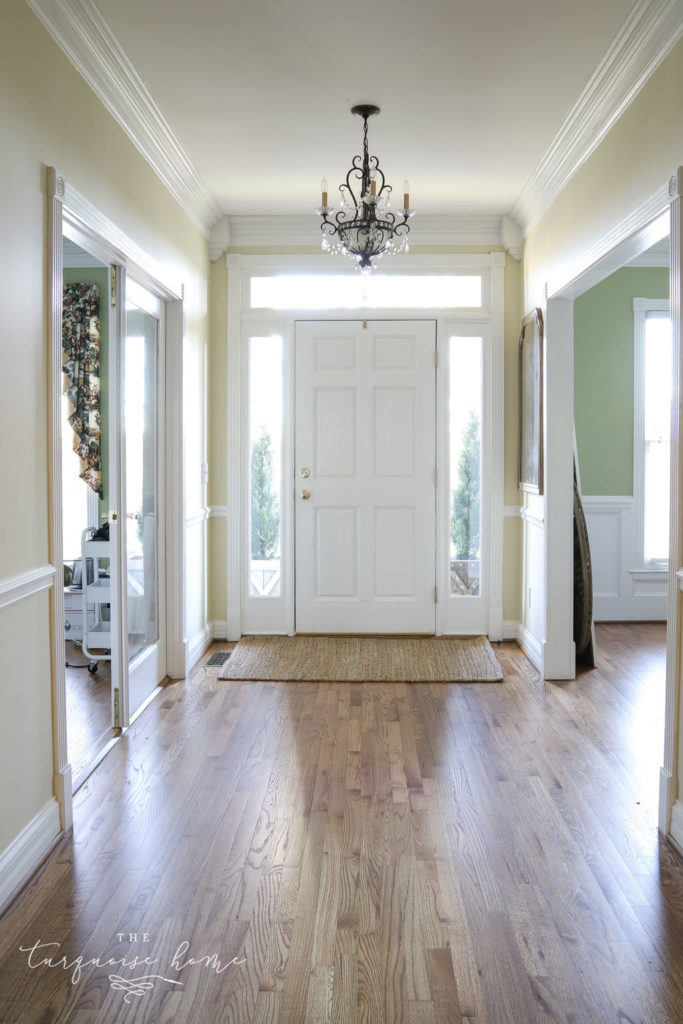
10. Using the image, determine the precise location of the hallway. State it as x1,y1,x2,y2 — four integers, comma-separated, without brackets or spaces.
1,624,682,1023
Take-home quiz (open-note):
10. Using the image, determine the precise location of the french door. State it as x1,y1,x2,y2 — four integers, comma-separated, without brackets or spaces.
120,277,166,720
295,320,437,633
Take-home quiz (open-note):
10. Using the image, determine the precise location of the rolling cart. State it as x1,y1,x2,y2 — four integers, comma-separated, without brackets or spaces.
81,526,112,674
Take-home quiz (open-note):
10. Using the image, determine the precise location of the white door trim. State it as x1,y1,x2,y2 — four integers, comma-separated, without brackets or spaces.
47,168,185,829
544,171,678,835
227,252,505,641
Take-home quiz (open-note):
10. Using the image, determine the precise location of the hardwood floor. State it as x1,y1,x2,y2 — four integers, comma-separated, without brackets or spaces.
2,624,683,1023
65,641,113,789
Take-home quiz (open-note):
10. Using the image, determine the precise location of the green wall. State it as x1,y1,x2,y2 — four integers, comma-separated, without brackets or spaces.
574,265,669,495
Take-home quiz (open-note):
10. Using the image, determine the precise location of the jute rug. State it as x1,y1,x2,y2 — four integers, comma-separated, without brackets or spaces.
218,635,503,682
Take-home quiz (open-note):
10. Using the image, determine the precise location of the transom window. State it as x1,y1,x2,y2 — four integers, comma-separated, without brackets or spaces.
250,273,482,310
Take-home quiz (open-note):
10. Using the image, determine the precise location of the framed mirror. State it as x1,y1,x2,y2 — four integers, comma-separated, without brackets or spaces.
518,307,544,494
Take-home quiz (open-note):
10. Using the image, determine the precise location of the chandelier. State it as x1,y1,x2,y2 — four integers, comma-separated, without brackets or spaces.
318,104,413,272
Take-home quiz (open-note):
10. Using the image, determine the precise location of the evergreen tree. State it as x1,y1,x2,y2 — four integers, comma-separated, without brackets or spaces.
450,411,480,559
251,429,280,559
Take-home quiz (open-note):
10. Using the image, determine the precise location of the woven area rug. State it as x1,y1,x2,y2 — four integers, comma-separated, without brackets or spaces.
218,635,503,683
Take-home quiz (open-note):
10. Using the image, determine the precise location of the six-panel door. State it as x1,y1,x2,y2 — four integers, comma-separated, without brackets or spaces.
295,320,436,633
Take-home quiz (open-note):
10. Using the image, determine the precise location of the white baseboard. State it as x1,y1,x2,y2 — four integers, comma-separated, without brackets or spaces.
670,799,683,851
209,620,228,640
503,619,522,641
518,625,543,672
187,624,212,669
0,799,61,914
660,767,676,833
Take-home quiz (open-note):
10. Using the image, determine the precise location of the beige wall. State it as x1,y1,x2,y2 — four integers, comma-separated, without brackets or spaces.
521,38,682,810
0,0,209,855
207,247,523,626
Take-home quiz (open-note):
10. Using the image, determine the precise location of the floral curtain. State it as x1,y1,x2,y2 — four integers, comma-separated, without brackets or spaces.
62,283,102,497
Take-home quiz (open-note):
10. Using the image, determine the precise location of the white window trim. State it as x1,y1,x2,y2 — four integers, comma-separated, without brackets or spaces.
633,296,670,572
226,252,505,640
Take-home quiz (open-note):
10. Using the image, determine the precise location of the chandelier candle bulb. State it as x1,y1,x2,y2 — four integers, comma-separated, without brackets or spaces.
370,179,377,198
403,180,410,211
321,178,328,209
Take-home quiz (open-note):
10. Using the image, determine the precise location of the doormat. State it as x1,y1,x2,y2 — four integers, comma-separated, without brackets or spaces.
206,651,232,667
218,635,503,682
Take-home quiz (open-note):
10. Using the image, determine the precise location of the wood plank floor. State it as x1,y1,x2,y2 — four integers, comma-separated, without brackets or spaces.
2,624,683,1023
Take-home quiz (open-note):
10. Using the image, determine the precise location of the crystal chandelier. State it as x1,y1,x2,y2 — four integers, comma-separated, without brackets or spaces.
317,105,413,272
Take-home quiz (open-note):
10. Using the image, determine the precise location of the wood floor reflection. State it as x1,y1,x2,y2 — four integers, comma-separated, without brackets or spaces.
2,623,683,1023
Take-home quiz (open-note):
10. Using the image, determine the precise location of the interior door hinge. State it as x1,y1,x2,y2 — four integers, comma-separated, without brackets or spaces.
113,686,121,728
434,585,439,603
110,266,117,308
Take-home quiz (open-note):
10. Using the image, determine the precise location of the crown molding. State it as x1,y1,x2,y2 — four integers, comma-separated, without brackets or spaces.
211,213,522,259
511,0,683,236
25,0,223,237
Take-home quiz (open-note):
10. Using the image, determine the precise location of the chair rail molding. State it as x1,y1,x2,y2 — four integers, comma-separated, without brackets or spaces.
0,565,56,612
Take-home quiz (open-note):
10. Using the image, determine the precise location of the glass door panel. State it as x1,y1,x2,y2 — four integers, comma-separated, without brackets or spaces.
124,279,165,719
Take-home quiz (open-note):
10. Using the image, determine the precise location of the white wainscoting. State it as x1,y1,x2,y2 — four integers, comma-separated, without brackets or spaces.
582,496,667,620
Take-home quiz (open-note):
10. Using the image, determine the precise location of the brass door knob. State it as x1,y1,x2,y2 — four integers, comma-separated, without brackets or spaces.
300,489,311,500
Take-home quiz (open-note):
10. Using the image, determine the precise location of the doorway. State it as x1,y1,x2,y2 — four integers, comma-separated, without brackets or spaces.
234,254,504,641
59,233,168,791
294,320,437,633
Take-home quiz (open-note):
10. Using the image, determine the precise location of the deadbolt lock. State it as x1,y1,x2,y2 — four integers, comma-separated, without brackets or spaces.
300,467,310,478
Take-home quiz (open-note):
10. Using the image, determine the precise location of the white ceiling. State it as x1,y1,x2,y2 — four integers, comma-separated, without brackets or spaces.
29,0,683,236
95,0,636,217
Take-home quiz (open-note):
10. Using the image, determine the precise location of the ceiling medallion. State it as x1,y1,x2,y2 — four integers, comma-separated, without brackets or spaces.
317,105,413,273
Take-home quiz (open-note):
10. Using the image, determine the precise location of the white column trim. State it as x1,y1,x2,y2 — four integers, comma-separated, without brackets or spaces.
226,255,243,640
46,167,72,832
488,255,505,640
662,168,683,834
543,298,576,679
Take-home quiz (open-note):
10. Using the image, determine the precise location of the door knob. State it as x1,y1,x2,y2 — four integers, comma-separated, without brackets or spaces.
300,489,311,500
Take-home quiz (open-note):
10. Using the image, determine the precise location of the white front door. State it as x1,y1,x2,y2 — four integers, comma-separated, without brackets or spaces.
295,320,436,633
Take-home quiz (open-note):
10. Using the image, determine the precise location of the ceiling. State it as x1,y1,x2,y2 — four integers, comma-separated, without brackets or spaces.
28,0,683,238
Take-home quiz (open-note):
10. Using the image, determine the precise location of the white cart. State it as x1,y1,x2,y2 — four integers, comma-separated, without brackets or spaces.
81,527,112,674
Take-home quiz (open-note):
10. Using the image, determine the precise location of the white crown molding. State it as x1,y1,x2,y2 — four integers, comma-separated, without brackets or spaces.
25,0,223,237
511,0,683,236
213,214,522,258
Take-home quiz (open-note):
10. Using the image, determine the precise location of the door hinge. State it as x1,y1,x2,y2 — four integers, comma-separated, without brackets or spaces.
113,686,121,728
110,266,117,308
363,319,368,329
434,585,439,603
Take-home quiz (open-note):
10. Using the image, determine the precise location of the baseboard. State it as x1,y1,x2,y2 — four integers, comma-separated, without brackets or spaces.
518,625,543,672
660,767,676,833
670,799,683,852
503,619,522,641
187,624,212,670
209,620,228,640
0,799,61,915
